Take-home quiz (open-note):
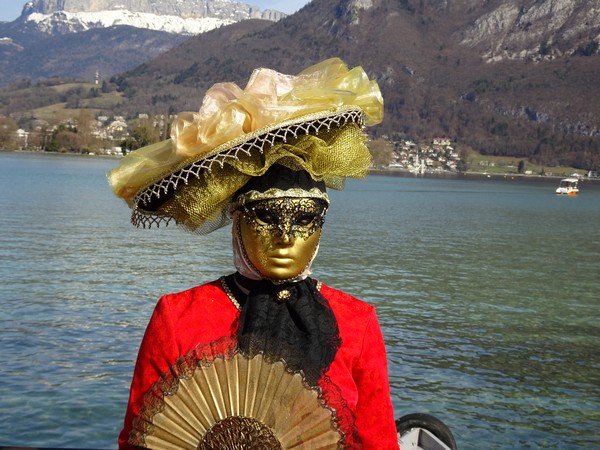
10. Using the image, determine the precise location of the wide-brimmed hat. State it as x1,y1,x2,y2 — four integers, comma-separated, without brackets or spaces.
108,58,384,233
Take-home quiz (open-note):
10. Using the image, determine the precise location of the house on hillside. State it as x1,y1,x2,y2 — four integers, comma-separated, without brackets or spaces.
16,129,29,149
432,137,452,147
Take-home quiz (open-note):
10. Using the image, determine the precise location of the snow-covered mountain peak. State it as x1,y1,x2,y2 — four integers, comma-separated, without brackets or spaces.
19,0,285,35
25,10,235,35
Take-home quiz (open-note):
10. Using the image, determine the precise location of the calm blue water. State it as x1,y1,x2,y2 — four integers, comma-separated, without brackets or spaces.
1,152,599,449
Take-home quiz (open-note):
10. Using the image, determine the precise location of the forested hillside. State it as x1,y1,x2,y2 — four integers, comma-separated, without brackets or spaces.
2,0,599,170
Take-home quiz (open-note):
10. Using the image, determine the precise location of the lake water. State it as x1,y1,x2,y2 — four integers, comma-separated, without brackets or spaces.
1,152,599,449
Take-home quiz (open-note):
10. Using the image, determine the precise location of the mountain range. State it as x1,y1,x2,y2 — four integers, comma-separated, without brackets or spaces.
0,0,284,85
1,0,599,169
19,0,285,34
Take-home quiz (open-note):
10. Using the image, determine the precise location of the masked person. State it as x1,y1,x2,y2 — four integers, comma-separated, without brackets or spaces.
109,58,399,449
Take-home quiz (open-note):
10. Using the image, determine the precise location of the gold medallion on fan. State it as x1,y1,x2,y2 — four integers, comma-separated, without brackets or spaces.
131,352,342,449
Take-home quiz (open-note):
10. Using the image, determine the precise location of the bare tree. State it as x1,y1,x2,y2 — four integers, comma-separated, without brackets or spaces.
0,116,18,150
368,138,394,169
77,109,96,151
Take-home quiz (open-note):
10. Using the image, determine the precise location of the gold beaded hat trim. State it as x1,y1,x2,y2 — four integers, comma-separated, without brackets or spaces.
231,187,330,211
108,58,384,234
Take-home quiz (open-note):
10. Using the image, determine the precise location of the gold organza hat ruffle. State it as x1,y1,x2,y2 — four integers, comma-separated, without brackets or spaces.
107,58,384,233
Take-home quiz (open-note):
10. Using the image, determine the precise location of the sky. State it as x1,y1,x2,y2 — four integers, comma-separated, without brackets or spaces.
0,0,312,22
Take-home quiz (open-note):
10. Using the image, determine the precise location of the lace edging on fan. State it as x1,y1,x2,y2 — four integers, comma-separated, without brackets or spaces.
319,373,362,448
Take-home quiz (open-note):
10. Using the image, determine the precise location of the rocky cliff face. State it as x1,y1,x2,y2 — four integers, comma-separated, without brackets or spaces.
458,0,600,62
19,0,285,34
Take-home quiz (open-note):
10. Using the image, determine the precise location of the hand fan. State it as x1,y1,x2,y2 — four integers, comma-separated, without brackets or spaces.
131,352,342,449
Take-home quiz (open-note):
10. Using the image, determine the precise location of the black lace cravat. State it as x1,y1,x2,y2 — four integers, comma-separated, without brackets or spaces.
232,274,341,386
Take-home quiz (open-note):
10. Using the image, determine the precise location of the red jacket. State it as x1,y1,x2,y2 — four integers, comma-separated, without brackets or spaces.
119,279,399,449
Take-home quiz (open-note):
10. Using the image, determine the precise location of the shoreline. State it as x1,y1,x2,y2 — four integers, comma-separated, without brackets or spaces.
6,149,122,159
4,149,599,184
369,168,600,184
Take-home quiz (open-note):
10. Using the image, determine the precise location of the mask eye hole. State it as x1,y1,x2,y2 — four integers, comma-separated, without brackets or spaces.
294,212,319,227
253,208,278,226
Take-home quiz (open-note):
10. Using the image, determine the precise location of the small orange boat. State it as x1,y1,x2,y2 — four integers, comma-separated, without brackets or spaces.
555,178,579,195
